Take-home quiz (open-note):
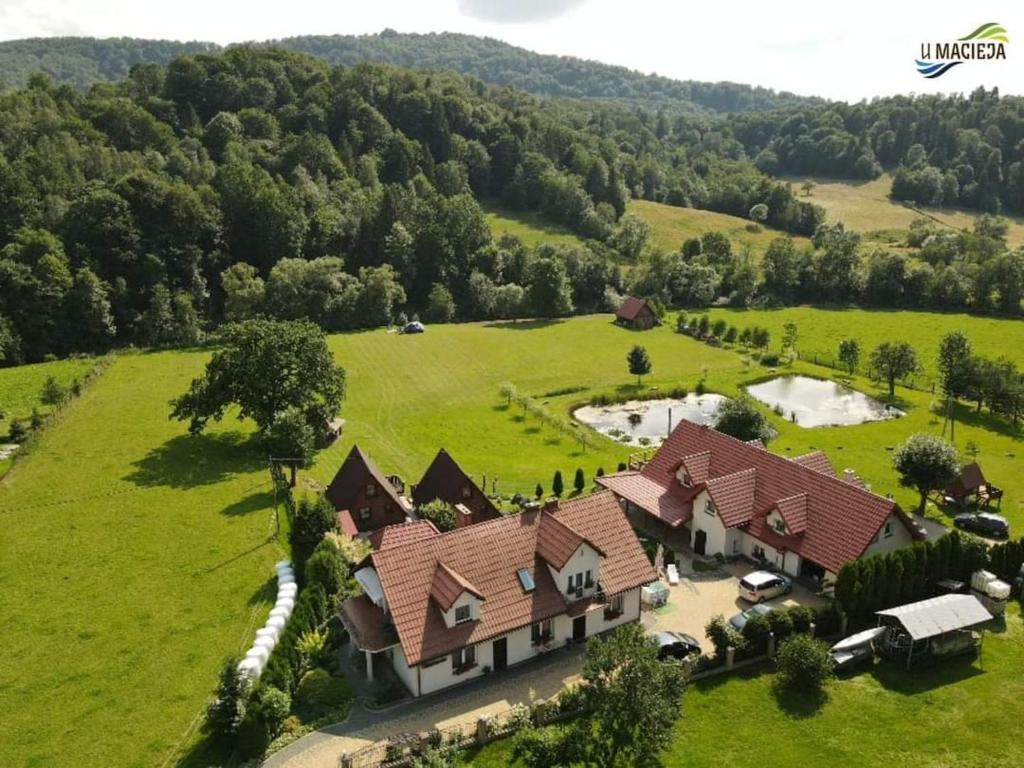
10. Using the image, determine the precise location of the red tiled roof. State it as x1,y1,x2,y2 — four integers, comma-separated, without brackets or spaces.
596,471,697,527
792,451,835,476
615,296,653,321
339,595,399,652
602,420,909,574
368,520,439,551
430,562,485,611
681,451,712,484
774,493,809,534
706,468,757,527
412,449,501,526
536,512,603,569
370,491,655,666
338,509,359,537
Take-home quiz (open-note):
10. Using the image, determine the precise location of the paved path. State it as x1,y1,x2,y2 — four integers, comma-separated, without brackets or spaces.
263,646,584,768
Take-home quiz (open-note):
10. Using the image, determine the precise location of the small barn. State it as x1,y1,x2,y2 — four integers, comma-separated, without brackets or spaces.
876,593,992,669
943,462,1003,508
615,296,658,330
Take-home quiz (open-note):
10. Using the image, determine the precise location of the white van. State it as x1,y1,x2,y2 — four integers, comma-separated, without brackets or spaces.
738,570,792,603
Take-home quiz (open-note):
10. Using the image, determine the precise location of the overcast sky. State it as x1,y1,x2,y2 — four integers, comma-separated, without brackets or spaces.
1,0,1021,102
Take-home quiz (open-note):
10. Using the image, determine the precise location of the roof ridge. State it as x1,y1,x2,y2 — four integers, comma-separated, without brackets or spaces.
707,466,757,483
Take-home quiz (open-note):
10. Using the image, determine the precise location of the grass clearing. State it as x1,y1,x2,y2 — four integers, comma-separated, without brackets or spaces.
785,175,1024,247
483,203,587,248
468,605,1023,768
0,356,98,427
628,199,811,256
0,350,283,768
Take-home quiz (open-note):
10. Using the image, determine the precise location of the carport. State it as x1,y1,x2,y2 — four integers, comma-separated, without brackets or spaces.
876,594,993,669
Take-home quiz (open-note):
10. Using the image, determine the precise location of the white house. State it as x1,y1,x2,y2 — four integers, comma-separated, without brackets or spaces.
598,420,921,581
339,491,655,697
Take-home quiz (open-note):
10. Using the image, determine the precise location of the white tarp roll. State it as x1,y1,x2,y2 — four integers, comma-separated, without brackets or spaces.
266,615,287,631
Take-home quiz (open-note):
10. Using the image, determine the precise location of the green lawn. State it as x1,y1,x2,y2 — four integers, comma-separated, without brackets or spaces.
468,605,1023,768
0,356,98,427
0,350,283,768
628,199,811,257
784,175,1024,248
483,203,587,249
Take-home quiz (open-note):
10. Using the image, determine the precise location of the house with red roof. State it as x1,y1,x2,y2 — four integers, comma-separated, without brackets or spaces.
326,445,413,536
338,491,655,696
597,420,922,580
615,296,658,330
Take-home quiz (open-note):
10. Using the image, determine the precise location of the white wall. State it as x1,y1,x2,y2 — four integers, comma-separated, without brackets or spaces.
441,590,481,628
547,542,602,600
391,644,420,697
864,513,915,557
690,491,729,556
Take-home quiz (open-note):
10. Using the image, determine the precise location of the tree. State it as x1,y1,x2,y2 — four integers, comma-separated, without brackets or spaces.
513,623,687,768
781,321,798,356
552,470,564,498
892,433,960,515
937,330,973,439
417,499,457,532
290,494,337,575
62,267,116,352
264,407,316,486
526,258,574,317
535,482,543,499
573,467,586,494
207,658,252,738
627,345,652,385
870,341,918,398
838,338,860,375
221,263,266,322
170,319,345,438
608,213,650,261
304,537,352,599
714,397,772,443
776,635,835,692
40,376,67,407
424,283,456,323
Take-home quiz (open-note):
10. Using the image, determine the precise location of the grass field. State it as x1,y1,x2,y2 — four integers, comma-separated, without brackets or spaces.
1,307,1022,767
627,199,811,256
0,351,283,768
0,356,98,426
785,175,1024,247
483,203,587,248
467,604,1024,768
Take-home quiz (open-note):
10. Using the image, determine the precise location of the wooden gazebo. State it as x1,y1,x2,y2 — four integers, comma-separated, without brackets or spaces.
943,462,1003,508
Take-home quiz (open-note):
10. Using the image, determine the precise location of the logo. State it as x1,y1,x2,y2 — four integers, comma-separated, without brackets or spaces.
916,22,1009,79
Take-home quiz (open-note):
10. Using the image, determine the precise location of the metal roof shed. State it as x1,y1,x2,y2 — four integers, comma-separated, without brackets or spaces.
876,594,993,668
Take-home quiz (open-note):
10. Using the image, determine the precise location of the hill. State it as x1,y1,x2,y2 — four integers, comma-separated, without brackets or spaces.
0,32,822,114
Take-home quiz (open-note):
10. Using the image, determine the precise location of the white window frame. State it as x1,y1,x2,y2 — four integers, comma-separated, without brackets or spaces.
454,604,472,624
884,521,894,538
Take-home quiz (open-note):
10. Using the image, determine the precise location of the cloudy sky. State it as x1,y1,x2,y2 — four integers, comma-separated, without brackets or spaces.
1,0,1021,101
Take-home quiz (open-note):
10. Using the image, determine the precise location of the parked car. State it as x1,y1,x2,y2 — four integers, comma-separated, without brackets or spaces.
729,603,774,631
653,631,702,660
738,570,792,603
403,321,425,334
953,512,1010,538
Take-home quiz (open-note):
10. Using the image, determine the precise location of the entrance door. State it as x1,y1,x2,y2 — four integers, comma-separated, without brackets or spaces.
572,615,587,643
492,637,507,672
694,529,707,556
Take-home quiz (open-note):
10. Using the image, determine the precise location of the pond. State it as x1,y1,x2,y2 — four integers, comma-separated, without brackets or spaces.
573,394,728,447
745,375,902,428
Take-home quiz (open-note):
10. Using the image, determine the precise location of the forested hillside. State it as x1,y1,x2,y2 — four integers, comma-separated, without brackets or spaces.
0,32,820,114
0,45,822,365
730,88,1024,214
0,37,216,91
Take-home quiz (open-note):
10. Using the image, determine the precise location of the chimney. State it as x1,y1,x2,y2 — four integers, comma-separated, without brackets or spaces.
843,468,857,484
542,499,560,514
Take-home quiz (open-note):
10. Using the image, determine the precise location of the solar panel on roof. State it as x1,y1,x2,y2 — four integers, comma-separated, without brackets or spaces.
517,568,535,592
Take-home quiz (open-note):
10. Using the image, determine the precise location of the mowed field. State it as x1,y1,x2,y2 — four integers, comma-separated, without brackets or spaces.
628,199,811,256
483,204,587,248
0,356,97,424
785,174,1024,247
469,603,1024,768
0,351,283,768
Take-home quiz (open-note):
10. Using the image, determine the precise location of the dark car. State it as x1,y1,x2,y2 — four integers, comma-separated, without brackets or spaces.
728,603,774,631
954,512,1010,538
403,321,425,334
653,631,702,660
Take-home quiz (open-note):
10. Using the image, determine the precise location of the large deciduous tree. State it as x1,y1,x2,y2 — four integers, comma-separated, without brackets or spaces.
714,396,772,443
869,341,918,398
627,344,652,385
892,433,959,515
170,318,345,441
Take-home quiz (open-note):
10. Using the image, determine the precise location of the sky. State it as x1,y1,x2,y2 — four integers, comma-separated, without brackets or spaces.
0,0,1022,102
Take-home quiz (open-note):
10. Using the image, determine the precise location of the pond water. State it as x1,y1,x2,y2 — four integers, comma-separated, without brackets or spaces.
745,375,902,428
573,394,728,447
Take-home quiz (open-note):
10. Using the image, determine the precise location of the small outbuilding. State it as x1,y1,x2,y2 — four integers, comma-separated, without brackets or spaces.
943,462,1003,508
876,593,993,669
615,296,658,330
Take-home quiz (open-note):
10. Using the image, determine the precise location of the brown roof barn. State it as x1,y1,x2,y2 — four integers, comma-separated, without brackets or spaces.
412,449,501,528
615,296,658,330
326,445,410,535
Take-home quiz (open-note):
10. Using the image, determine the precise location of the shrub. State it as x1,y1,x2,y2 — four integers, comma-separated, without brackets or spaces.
417,499,457,532
617,461,627,472
294,667,353,712
290,494,337,577
250,684,291,737
207,658,251,738
788,605,815,634
573,468,585,493
775,635,835,692
40,375,68,406
695,380,706,396
8,418,27,443
767,609,794,639
552,470,564,497
741,614,772,654
304,538,348,598
705,615,744,660
297,629,330,673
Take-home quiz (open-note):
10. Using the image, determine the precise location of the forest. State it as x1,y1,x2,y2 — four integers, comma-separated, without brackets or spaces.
0,45,826,364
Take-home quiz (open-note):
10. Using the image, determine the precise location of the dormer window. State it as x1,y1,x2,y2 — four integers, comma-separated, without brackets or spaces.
682,472,692,487
461,484,472,500
359,506,371,521
454,604,472,624
773,519,786,534
705,500,716,516
366,482,377,498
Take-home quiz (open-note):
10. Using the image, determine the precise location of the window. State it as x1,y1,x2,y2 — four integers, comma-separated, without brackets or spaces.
773,519,786,534
365,482,377,498
517,568,535,593
454,604,472,624
681,472,692,487
461,484,473,500
584,569,594,588
569,573,584,592
451,645,476,672
752,544,766,559
531,619,553,644
358,506,371,521
705,500,716,516
884,521,894,538
605,593,624,618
